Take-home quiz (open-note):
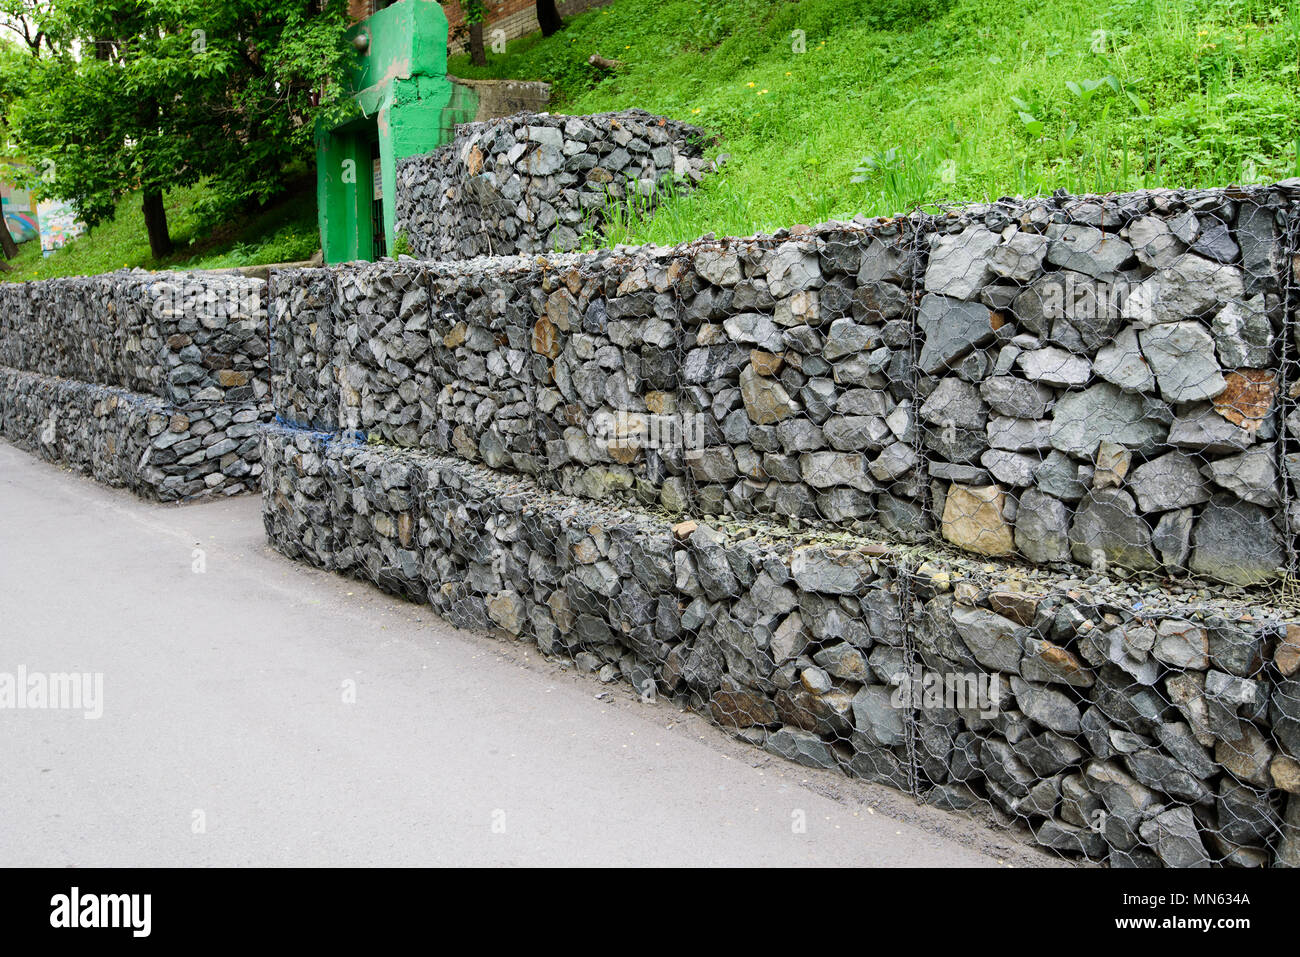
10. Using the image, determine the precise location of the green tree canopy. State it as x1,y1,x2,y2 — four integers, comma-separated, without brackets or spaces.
5,0,354,259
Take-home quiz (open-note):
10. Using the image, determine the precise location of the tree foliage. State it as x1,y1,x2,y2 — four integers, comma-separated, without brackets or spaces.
3,0,354,256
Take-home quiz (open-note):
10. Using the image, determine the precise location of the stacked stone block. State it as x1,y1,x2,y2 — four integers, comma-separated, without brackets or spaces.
394,109,715,260
264,181,1300,865
0,269,272,500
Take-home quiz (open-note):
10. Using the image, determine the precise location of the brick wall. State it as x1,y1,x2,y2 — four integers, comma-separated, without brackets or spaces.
442,0,613,50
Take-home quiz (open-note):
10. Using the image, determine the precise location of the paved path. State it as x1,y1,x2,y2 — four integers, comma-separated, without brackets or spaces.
0,442,1056,867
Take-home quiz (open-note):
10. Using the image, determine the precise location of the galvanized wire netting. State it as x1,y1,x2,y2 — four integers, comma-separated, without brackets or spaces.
264,181,1300,867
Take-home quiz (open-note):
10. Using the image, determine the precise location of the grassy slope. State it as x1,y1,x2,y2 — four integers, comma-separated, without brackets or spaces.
1,177,320,282
450,0,1300,244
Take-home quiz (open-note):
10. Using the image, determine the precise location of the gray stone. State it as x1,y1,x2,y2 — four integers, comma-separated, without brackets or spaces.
1139,321,1226,403
765,243,823,298
1127,215,1184,268
988,231,1049,282
981,449,1037,486
765,726,839,770
790,546,871,595
1133,253,1245,326
1124,750,1211,805
1015,346,1091,387
979,375,1053,418
1046,224,1134,278
1128,451,1211,513
1014,489,1071,563
823,415,891,451
916,294,997,375
1202,446,1278,506
1152,619,1209,669
800,451,874,491
1092,327,1155,393
1155,722,1217,779
851,684,906,747
1211,295,1272,368
813,642,870,682
951,605,1024,672
1050,383,1170,457
1151,508,1193,571
1068,488,1158,572
869,441,919,481
822,318,875,360
925,226,999,299
1139,806,1211,867
1034,450,1090,501
986,415,1052,451
920,377,988,430
1191,221,1239,263
1011,676,1082,734
1168,403,1258,454
1188,496,1283,585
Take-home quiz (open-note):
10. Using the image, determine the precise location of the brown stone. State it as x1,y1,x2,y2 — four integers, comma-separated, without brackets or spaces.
1093,440,1131,488
169,413,190,433
166,334,192,350
1215,723,1273,787
217,369,249,387
775,686,853,736
645,391,676,415
397,512,414,548
710,686,779,728
443,322,468,348
750,349,784,376
1213,369,1277,431
989,589,1038,626
608,443,640,465
466,144,484,176
1278,624,1300,677
544,289,578,331
941,484,1015,557
1272,754,1300,794
672,520,698,540
532,316,560,358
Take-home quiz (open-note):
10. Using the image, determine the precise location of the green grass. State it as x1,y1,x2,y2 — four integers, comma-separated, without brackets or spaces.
450,0,1300,243
1,177,320,282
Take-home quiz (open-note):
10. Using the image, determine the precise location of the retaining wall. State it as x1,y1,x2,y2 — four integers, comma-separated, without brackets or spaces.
275,183,1300,587
394,109,715,260
264,181,1300,866
0,270,272,500
262,422,1300,867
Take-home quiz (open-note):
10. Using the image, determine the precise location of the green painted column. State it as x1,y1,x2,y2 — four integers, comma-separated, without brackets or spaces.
318,0,475,263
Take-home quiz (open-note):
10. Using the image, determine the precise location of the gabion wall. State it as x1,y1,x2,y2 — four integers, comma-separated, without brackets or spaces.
0,270,272,500
265,181,1300,867
275,183,1300,587
393,109,715,260
263,423,1300,868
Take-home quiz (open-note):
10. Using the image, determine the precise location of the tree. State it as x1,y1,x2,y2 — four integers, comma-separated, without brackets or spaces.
0,41,32,263
6,0,353,261
463,1,489,67
536,0,563,37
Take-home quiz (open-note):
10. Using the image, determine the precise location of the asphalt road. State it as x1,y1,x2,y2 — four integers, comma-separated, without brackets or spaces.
0,441,1055,867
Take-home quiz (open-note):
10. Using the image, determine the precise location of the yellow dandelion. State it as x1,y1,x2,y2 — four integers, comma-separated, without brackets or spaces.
747,81,755,87
758,89,768,95
691,108,701,114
